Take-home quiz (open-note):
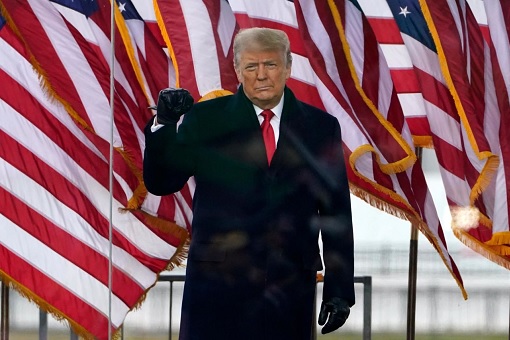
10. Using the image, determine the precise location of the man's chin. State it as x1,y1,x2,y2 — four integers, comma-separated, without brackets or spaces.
252,97,277,108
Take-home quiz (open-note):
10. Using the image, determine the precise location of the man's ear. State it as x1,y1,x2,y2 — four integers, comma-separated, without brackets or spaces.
235,66,242,83
285,65,292,80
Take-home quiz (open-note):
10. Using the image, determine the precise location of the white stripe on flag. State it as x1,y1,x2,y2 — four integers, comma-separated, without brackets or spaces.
379,44,413,69
228,0,298,27
179,0,224,95
357,0,393,18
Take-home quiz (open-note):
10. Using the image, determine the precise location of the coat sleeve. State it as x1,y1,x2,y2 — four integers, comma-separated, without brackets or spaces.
319,117,355,307
143,115,196,196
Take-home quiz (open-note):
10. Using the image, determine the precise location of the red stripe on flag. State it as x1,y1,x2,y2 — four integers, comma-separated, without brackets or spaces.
366,17,404,44
286,78,325,110
234,13,307,57
390,69,421,93
145,21,166,47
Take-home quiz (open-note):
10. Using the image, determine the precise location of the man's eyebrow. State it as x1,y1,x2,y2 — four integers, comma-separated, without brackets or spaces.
245,60,277,64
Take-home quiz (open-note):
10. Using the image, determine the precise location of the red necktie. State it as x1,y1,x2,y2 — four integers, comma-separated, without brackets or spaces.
260,109,276,165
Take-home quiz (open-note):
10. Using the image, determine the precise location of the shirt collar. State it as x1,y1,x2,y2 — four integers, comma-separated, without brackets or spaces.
253,93,284,120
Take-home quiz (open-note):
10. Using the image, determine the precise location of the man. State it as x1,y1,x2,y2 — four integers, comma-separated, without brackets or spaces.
143,27,354,340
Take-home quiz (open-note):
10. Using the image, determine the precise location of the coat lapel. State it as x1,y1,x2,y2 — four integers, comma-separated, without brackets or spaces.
224,87,269,169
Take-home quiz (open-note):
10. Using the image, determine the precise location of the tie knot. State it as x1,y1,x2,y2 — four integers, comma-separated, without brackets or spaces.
261,109,274,121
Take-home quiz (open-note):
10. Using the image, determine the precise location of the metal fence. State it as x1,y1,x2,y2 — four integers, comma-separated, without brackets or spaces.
1,274,373,340
3,246,510,338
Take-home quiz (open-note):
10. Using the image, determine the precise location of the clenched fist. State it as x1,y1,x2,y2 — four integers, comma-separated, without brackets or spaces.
156,88,194,125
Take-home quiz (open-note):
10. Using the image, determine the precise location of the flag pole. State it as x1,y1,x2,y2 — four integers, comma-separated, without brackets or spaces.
107,0,116,340
406,146,422,340
1,282,8,340
406,225,419,340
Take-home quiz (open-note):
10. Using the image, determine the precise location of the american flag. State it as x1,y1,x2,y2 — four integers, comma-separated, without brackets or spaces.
0,0,190,338
361,0,510,268
418,0,510,267
229,0,466,296
360,0,463,186
153,0,239,101
114,0,175,106
357,0,433,147
359,0,487,282
296,0,465,295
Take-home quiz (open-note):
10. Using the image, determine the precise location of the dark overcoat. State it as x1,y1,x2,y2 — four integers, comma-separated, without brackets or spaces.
143,86,354,340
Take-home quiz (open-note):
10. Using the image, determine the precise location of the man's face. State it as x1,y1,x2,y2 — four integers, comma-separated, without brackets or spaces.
235,48,291,110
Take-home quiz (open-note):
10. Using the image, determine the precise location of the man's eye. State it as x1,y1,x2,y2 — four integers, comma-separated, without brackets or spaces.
245,65,256,71
267,63,277,69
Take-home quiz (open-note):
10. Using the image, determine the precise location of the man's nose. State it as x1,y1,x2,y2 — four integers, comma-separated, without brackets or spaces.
256,64,267,79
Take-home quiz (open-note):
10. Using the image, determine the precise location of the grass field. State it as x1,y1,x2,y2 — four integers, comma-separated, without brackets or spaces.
7,332,509,340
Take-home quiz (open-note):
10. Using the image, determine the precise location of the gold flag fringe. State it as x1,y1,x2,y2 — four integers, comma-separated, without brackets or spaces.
477,211,492,229
136,209,189,248
0,270,123,340
454,229,510,268
129,239,190,313
350,183,468,300
483,231,510,252
125,182,147,210
488,244,510,255
413,135,434,149
119,181,190,270
469,155,499,203
350,144,417,177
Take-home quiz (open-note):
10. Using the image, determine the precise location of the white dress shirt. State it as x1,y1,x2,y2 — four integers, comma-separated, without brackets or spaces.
253,94,283,145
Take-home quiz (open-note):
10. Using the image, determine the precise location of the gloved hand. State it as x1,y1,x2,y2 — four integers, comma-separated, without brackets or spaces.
318,297,350,334
156,88,194,125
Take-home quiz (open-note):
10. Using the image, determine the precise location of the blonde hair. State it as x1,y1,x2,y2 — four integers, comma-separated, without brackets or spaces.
233,27,292,69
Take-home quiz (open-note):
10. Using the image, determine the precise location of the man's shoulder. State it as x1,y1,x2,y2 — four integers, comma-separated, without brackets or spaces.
183,93,236,125
299,100,326,114
297,100,336,123
285,87,334,122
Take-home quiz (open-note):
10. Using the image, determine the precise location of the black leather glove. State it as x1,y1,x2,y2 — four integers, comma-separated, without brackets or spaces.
318,297,350,334
156,88,194,125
